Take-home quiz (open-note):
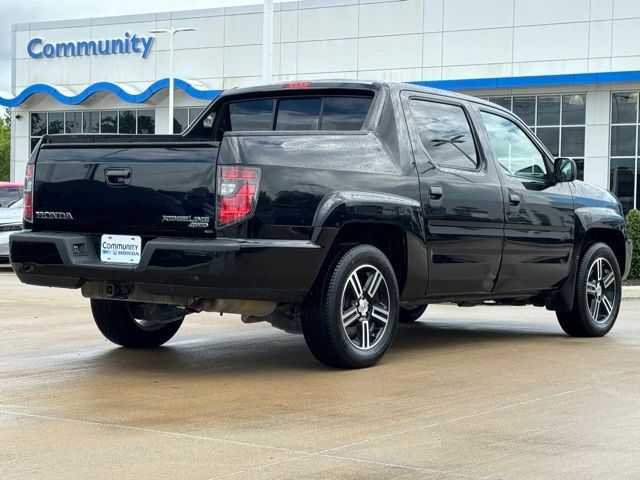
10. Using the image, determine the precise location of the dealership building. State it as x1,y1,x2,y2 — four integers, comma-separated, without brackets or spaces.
2,0,640,211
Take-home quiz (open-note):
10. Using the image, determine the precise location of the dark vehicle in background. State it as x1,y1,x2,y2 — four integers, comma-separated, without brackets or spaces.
0,182,24,208
9,81,632,368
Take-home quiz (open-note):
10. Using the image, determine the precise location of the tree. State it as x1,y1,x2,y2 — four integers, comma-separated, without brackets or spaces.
0,108,10,181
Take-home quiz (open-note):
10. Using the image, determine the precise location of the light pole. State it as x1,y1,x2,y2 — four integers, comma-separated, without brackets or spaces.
149,26,196,134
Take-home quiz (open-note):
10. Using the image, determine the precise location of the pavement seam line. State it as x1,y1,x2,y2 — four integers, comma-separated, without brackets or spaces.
208,451,495,480
317,371,640,456
0,408,311,456
0,408,497,480
3,375,638,480
315,389,579,455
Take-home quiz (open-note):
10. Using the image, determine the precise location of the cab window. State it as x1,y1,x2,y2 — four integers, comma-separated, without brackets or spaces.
410,99,479,170
481,111,549,179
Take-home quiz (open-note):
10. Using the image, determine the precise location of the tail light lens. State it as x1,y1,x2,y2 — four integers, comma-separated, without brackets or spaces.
24,164,34,223
216,166,261,227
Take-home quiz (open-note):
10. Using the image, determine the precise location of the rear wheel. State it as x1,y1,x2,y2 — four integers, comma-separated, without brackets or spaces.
91,299,183,347
556,242,621,337
399,305,428,323
301,245,399,368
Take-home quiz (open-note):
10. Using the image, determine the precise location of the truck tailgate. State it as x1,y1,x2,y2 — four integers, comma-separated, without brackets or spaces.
32,136,219,236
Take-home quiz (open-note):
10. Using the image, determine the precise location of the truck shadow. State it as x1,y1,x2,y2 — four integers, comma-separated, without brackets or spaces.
89,318,568,376
393,319,566,351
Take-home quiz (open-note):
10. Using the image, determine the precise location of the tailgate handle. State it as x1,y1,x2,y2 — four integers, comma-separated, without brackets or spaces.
105,168,132,186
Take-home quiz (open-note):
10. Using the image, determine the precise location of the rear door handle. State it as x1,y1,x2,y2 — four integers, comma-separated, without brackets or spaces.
509,193,521,206
429,186,443,200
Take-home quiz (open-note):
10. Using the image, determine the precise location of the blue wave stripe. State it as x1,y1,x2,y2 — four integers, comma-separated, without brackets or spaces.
3,70,640,107
0,78,223,107
409,70,640,91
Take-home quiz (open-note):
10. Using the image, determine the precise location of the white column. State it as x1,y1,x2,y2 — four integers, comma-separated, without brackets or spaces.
168,31,175,134
10,108,16,182
262,0,274,84
583,88,611,190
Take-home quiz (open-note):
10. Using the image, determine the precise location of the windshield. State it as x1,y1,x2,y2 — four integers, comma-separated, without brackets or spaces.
9,198,24,209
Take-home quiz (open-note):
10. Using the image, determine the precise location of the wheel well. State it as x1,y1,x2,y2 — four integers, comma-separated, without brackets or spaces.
316,223,407,294
582,228,626,270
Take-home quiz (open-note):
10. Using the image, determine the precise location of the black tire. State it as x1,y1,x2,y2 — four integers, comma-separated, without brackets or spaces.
556,242,621,337
399,305,428,323
91,299,183,348
301,244,399,369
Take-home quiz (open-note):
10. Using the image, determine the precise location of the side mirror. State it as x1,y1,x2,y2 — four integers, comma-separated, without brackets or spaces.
554,157,577,183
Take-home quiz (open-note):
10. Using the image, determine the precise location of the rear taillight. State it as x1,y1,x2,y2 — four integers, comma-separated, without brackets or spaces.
216,166,261,227
24,165,34,223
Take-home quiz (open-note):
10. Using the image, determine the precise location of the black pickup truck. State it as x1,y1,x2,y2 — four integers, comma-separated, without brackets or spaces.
10,81,633,368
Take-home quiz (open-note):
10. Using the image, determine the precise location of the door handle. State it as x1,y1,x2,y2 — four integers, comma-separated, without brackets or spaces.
105,168,132,186
429,186,443,200
509,193,521,206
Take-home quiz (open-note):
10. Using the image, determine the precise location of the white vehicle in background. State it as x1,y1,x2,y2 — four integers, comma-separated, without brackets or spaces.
0,199,23,263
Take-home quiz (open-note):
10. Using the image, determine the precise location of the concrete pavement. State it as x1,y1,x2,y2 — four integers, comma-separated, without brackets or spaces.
1,266,640,479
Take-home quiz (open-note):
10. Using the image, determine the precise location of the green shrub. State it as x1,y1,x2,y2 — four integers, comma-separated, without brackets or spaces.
627,209,640,280
0,111,9,182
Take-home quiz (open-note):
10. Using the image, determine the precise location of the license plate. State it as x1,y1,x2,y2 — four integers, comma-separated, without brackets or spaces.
100,234,142,265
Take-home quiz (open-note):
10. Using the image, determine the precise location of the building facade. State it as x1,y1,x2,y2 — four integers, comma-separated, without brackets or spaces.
2,0,640,212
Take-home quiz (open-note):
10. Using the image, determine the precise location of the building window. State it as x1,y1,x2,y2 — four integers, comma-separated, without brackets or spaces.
119,110,136,134
65,112,82,134
84,111,100,134
481,94,586,180
100,111,117,133
137,110,155,135
610,92,640,213
29,109,157,151
173,107,206,134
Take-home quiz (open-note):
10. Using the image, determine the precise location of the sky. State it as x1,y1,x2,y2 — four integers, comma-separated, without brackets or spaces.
0,0,279,100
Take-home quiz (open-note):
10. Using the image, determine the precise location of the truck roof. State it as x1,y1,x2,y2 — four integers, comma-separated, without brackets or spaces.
219,79,508,113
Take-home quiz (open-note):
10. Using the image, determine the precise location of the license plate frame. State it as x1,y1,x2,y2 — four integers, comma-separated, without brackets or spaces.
100,234,142,265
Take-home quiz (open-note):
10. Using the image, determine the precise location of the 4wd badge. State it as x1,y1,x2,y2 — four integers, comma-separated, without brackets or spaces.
161,215,210,229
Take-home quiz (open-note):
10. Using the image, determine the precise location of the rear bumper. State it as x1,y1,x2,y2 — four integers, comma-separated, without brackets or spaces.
9,231,325,303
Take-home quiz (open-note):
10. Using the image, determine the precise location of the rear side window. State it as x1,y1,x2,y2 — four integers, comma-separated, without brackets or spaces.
321,97,372,130
276,98,322,130
223,96,372,134
410,99,478,170
229,99,275,131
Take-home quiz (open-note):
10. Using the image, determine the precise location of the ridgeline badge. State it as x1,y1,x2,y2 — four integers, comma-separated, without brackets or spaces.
27,33,155,60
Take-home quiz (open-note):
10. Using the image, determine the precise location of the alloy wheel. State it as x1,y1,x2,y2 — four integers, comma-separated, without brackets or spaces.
585,257,616,324
340,264,391,350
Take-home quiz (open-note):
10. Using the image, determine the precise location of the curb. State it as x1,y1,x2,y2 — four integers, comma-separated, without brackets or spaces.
622,285,640,299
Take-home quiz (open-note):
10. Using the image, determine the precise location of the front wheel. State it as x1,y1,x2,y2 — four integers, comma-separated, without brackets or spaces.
556,242,621,337
301,245,399,368
91,299,184,348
